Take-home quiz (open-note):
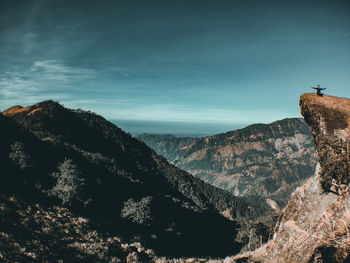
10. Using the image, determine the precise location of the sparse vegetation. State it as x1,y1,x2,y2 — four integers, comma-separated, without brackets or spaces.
48,158,85,205
121,196,153,225
9,141,32,169
0,195,155,263
0,100,277,260
315,196,350,262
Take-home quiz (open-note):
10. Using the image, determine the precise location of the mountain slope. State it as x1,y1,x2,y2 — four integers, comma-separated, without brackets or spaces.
138,118,318,206
1,101,275,261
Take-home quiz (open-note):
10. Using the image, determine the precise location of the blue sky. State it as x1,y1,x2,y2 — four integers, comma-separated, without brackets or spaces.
1,0,350,134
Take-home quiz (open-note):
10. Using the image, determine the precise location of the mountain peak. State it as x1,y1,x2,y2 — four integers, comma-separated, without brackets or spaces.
2,100,62,118
1,100,276,259
2,105,25,116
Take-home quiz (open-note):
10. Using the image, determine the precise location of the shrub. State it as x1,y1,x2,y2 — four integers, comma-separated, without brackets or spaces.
48,158,85,205
121,196,153,225
9,141,32,169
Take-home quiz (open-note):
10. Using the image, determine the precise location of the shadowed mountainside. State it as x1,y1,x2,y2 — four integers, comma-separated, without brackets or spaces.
0,101,276,262
138,118,318,208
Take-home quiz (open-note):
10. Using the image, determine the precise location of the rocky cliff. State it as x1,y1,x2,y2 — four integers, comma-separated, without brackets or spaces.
299,93,350,191
138,118,318,207
231,93,350,263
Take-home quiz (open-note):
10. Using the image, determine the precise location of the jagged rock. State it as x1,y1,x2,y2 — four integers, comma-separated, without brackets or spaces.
299,93,350,191
230,93,350,263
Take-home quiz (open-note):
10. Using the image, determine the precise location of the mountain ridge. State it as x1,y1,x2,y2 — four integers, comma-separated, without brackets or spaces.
0,100,276,261
138,117,318,207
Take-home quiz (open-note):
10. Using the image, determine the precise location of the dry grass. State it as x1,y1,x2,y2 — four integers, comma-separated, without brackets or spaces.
154,258,223,263
0,195,155,263
229,176,350,263
325,207,350,260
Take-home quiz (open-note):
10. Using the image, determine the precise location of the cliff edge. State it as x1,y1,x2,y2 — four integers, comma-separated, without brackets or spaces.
230,93,350,263
299,93,350,191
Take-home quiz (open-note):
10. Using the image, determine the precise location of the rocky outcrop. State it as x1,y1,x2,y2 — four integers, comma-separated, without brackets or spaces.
231,93,350,262
138,118,318,207
299,93,350,191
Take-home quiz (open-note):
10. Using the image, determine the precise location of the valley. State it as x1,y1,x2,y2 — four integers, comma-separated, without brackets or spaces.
138,118,318,209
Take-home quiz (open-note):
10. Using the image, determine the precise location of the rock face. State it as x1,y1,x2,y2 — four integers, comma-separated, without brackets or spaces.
234,94,350,263
0,101,275,261
138,118,318,207
299,93,350,191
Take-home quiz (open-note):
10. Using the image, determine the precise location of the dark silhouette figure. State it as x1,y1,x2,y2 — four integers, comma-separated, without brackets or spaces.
311,85,326,96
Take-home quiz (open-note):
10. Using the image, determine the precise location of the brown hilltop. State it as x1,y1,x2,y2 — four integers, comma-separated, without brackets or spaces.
2,105,43,117
2,105,25,116
2,100,61,118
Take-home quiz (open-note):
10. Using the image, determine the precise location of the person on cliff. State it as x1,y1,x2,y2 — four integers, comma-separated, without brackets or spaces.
311,85,326,96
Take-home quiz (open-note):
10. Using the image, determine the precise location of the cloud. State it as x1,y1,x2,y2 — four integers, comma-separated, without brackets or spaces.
0,59,288,125
0,60,96,109
32,60,95,81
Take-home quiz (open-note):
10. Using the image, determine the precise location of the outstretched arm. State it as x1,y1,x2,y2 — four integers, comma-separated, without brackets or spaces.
320,88,326,90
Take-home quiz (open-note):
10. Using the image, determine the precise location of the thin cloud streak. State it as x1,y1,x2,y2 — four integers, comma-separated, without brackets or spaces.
0,59,293,124
82,102,289,125
0,60,96,109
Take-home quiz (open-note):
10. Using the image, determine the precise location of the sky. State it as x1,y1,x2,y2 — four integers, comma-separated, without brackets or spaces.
1,0,350,135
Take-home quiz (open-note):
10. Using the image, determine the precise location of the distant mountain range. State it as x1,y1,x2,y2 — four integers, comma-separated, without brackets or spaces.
0,101,275,262
137,118,318,208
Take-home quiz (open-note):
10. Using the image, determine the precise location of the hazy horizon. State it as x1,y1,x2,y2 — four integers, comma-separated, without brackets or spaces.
112,119,248,137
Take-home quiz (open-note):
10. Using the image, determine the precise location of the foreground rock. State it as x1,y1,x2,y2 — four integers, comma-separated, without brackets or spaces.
231,93,350,262
299,93,350,191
